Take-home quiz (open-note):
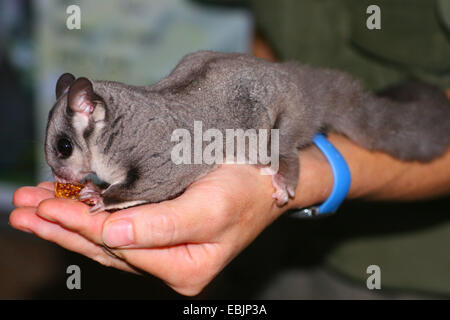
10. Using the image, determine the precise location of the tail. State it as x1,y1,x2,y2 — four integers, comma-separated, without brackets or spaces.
328,80,450,162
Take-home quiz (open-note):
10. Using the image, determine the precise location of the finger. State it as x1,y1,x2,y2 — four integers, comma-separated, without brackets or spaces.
9,206,136,273
36,198,108,244
13,186,55,208
102,186,229,249
11,206,97,252
37,181,55,191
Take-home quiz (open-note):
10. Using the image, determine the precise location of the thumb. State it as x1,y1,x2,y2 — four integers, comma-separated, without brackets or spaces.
101,196,220,249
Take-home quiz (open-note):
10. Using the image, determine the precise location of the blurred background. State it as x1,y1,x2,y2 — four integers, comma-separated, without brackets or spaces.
1,0,450,299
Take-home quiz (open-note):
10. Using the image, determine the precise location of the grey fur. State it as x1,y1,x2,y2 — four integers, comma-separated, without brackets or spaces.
45,51,450,210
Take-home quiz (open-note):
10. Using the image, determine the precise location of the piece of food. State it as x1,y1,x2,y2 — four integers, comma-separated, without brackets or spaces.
54,182,85,200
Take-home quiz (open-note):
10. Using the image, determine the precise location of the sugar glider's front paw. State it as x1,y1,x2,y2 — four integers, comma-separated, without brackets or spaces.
79,183,105,214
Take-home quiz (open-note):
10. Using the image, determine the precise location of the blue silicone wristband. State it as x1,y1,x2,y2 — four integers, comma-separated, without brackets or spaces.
291,133,351,218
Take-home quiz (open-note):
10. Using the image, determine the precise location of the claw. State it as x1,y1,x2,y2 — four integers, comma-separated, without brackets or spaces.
79,192,98,201
89,202,106,215
287,186,296,198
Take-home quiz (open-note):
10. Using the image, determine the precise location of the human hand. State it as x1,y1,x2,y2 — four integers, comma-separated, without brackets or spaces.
10,149,332,296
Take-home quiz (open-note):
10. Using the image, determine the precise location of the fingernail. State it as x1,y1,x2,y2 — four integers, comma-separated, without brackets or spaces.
103,220,134,247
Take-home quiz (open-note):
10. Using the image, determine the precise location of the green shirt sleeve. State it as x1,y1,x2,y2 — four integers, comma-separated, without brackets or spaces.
250,0,450,90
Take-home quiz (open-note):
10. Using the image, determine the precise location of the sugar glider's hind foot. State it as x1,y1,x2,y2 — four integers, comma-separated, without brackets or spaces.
271,173,296,206
262,164,297,207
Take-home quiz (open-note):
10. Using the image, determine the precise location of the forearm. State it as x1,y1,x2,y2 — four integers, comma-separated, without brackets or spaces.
331,133,450,201
287,133,450,211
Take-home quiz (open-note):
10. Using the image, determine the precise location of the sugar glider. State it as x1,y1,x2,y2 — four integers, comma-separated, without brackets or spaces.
45,51,450,213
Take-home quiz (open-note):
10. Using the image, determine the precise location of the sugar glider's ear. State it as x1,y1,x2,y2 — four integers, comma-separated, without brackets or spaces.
55,73,75,99
67,77,100,116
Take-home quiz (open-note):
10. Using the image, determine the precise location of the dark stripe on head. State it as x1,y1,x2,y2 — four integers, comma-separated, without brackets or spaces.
103,130,120,154
111,115,123,129
83,121,95,140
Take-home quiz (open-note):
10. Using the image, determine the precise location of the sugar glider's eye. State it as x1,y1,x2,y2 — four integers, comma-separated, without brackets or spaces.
57,138,73,158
